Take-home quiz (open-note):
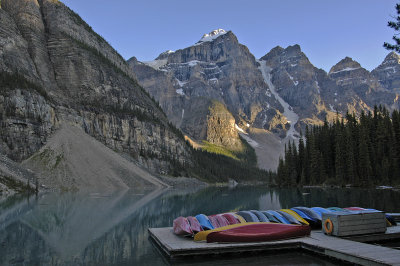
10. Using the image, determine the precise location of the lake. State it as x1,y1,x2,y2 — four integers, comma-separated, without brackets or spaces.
1,186,399,265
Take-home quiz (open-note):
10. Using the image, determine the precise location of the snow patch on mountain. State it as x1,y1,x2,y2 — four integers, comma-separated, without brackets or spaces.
196,29,227,45
330,67,360,74
176,78,187,87
176,88,185,96
235,124,247,134
258,60,300,141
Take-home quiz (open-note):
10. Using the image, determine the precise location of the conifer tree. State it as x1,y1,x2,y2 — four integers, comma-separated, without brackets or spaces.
384,3,400,52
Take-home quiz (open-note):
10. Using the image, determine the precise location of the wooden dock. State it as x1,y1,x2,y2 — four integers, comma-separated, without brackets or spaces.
149,226,400,265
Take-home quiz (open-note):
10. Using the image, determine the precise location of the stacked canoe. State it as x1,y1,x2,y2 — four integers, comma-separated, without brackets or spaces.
173,206,397,243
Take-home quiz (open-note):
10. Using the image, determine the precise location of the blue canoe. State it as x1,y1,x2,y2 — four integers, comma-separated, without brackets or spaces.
261,211,280,223
265,210,291,224
293,207,322,221
311,207,331,216
237,211,260,222
250,210,269,222
195,214,214,230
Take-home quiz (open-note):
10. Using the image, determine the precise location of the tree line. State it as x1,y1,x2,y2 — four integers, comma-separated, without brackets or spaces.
276,106,400,187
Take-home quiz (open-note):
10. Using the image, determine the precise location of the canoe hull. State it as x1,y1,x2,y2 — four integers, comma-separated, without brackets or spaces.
206,223,311,243
173,217,193,236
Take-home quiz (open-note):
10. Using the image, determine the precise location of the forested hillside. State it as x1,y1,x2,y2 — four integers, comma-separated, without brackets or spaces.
276,106,400,187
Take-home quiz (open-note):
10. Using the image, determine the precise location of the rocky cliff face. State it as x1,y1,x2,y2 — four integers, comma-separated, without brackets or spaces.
328,56,400,114
129,30,286,152
132,35,400,170
206,101,242,150
260,45,335,129
0,0,189,175
372,52,400,93
260,46,400,130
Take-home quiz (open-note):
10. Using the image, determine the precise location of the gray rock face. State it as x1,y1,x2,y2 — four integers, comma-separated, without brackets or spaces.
129,30,285,147
328,57,399,113
261,46,400,129
0,0,189,175
130,31,400,170
260,45,330,125
372,52,400,93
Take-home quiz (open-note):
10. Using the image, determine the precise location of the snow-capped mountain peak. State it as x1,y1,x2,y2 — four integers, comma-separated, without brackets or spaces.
196,29,227,44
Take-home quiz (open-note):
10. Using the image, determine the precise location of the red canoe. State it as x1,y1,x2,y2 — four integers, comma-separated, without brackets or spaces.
216,214,230,227
173,216,193,236
187,216,203,233
221,213,240,225
206,223,311,243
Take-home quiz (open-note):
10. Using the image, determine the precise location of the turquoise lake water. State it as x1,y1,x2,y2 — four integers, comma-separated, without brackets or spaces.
1,186,399,265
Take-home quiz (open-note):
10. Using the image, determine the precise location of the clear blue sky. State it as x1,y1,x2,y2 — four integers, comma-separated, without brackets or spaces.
61,0,397,72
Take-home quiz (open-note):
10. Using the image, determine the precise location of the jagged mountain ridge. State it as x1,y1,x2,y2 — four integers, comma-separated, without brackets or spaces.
0,0,189,179
130,29,400,170
128,30,288,154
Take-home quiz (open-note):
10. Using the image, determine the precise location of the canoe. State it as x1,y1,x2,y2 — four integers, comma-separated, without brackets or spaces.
215,214,230,227
293,207,322,220
187,216,203,233
208,215,220,228
206,223,311,243
265,210,291,224
173,216,193,236
194,222,266,241
250,210,269,222
195,214,214,230
261,211,280,223
221,213,240,225
344,207,365,211
290,208,320,229
233,213,247,223
311,207,331,217
237,211,260,222
277,210,302,225
327,207,349,212
280,209,309,225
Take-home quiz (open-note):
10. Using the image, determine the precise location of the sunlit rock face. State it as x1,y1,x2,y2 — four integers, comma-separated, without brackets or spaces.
129,29,285,149
0,0,189,175
130,29,400,170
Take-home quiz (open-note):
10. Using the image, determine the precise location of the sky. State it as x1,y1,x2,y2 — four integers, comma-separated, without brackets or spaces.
61,0,398,72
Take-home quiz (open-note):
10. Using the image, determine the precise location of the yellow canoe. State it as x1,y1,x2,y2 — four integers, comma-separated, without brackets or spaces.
194,222,269,241
280,209,309,225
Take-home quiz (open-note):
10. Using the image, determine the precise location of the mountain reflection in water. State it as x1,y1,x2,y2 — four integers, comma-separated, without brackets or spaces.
0,187,399,265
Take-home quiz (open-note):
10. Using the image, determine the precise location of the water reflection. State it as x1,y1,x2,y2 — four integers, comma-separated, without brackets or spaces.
0,186,399,265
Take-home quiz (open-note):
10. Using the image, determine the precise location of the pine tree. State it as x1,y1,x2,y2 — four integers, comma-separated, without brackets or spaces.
384,3,400,52
358,125,372,186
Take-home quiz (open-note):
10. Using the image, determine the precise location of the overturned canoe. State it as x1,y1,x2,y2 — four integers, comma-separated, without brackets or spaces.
194,222,265,241
221,213,240,225
195,214,214,230
173,216,193,236
187,216,203,233
280,209,309,225
237,211,260,222
206,223,311,243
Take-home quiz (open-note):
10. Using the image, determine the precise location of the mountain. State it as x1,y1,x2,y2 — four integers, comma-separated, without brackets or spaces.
260,46,400,129
129,29,289,140
260,44,335,129
372,52,400,93
129,29,291,170
0,0,188,186
131,30,400,171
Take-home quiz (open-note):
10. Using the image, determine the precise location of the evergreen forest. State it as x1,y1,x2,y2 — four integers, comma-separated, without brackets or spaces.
276,106,400,187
